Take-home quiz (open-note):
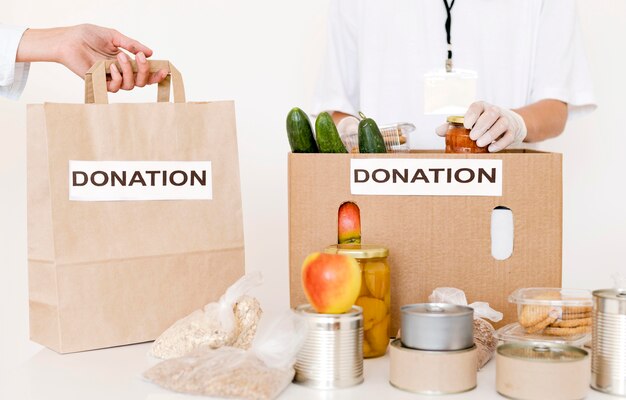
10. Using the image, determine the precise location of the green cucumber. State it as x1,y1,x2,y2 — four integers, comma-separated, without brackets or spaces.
358,113,387,153
286,107,318,153
315,112,348,153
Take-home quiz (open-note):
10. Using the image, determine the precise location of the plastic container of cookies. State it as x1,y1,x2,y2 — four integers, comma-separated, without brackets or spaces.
508,288,592,338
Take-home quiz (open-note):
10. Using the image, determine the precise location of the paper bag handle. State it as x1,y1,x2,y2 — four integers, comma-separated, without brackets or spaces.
84,60,186,104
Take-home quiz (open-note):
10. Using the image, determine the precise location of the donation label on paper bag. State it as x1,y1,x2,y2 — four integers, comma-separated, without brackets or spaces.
69,160,213,201
350,159,502,196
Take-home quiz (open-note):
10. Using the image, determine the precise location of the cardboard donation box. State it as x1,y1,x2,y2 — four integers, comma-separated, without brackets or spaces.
289,151,562,333
27,61,245,353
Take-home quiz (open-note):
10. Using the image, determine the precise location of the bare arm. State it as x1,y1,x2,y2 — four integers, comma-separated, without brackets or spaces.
331,111,352,125
514,99,568,143
15,24,167,92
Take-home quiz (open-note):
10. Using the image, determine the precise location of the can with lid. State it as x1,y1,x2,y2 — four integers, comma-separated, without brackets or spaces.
389,339,477,395
496,342,590,400
591,288,626,396
324,244,390,358
445,116,488,154
400,303,474,351
294,304,364,389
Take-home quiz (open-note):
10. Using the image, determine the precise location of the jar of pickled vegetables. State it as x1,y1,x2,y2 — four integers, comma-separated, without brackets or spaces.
445,115,488,153
324,244,390,358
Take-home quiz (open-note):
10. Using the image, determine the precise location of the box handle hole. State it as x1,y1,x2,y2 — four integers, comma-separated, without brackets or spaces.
491,206,514,261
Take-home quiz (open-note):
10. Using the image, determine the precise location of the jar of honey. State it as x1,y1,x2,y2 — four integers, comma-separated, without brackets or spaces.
445,116,488,153
324,244,390,358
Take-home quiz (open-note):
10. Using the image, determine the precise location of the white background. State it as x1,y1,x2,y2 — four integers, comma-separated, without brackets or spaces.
1,1,625,398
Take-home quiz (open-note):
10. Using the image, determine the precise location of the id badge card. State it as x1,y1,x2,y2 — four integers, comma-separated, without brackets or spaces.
423,68,477,115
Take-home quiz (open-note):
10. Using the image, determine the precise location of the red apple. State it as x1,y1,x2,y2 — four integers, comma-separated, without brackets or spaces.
301,252,362,314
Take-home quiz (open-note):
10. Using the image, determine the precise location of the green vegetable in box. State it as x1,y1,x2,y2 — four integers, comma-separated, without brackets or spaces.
286,107,318,153
315,112,348,153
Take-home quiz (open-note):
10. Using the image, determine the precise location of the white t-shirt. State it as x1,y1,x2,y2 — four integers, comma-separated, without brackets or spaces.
312,0,596,149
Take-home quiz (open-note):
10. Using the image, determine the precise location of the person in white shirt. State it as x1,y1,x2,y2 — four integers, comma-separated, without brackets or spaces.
0,24,167,100
313,0,596,152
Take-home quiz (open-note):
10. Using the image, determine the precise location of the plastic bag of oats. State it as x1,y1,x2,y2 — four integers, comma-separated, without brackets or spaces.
150,272,263,359
144,311,308,400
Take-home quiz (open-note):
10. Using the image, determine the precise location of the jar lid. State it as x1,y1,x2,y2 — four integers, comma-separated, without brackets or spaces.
401,303,473,317
593,288,626,301
324,244,389,259
497,342,588,362
508,288,592,307
446,115,464,124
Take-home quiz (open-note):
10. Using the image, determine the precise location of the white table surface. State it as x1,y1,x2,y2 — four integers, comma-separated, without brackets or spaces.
2,341,622,400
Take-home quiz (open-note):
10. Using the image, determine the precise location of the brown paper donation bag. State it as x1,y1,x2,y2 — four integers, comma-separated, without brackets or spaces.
27,61,244,353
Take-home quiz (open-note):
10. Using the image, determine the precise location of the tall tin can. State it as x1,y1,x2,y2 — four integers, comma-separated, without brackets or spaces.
294,305,364,389
592,288,626,396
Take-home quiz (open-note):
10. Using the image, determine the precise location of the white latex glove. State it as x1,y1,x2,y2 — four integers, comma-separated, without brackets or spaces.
336,115,360,137
436,101,527,152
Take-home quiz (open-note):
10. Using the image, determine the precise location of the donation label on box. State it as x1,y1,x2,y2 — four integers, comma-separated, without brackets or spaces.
350,158,502,196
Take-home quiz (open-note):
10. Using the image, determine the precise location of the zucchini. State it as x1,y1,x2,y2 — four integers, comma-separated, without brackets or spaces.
358,113,387,153
286,108,318,153
315,112,348,153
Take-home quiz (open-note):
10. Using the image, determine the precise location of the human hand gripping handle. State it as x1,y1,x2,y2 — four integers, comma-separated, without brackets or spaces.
85,59,185,104
16,24,168,92
436,101,528,152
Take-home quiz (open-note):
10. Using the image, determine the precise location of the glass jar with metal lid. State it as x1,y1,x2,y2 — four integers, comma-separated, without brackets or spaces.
445,116,488,154
325,244,390,358
496,342,590,399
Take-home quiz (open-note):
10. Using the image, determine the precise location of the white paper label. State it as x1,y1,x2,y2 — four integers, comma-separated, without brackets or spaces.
69,161,212,201
350,159,502,196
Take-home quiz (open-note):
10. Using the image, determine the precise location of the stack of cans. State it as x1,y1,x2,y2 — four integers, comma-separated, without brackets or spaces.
390,303,477,395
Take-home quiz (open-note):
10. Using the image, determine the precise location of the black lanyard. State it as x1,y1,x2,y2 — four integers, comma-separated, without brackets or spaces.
443,0,455,72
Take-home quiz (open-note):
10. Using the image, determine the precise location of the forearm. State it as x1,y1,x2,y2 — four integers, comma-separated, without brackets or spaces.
513,99,568,143
331,111,352,125
15,28,65,63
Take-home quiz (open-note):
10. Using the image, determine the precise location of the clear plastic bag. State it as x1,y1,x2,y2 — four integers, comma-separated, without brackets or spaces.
144,310,308,400
150,272,263,359
429,287,502,369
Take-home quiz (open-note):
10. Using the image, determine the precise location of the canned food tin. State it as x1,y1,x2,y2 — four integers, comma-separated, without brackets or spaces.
400,303,474,351
592,288,626,397
389,339,477,395
294,305,363,389
496,342,589,400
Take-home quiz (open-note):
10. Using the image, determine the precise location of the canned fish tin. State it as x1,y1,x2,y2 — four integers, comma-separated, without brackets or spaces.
389,339,477,395
496,342,590,400
294,305,364,389
592,288,626,397
400,303,474,351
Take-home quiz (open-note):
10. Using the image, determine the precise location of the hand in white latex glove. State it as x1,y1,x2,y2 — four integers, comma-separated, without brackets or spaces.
336,115,360,137
436,101,527,152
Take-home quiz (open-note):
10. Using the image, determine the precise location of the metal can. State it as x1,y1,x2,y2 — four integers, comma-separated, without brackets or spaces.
592,288,626,396
496,342,590,400
400,303,474,351
324,244,390,358
389,339,477,395
445,116,488,154
294,304,364,389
